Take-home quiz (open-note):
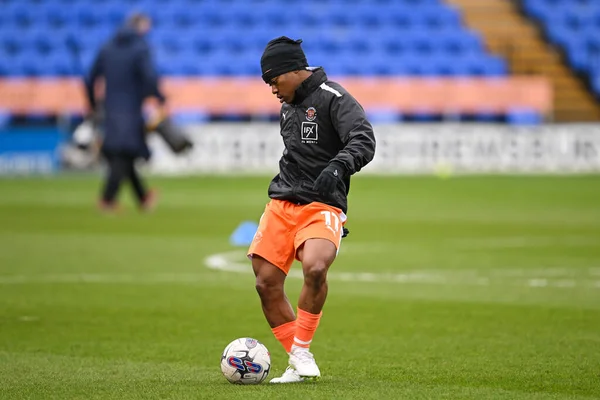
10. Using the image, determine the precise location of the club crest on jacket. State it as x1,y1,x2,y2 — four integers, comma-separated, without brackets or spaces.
305,107,317,122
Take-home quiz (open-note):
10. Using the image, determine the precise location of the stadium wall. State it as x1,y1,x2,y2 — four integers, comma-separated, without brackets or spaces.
0,77,552,117
0,127,63,175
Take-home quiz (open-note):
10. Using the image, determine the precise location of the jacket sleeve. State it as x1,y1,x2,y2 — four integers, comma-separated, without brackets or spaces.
137,45,166,104
84,48,104,111
329,92,376,176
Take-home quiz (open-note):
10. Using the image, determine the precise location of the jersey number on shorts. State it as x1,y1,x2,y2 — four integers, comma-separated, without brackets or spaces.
321,211,340,234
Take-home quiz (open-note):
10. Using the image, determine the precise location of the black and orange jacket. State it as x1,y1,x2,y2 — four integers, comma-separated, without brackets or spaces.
268,68,376,214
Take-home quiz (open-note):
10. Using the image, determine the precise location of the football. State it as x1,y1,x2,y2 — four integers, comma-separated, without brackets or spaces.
220,338,271,384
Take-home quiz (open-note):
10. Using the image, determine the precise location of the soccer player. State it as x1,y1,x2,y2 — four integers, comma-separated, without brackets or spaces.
85,13,164,212
248,37,376,383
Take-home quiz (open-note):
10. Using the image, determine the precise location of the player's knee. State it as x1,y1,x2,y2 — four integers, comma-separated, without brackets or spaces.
304,260,329,289
255,275,282,299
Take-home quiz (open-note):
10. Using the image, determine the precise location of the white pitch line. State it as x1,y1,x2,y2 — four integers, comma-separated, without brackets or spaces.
205,251,463,285
0,273,209,284
0,251,598,290
205,251,600,290
449,236,600,249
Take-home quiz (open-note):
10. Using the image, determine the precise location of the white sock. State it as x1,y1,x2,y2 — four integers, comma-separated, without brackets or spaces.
291,340,311,353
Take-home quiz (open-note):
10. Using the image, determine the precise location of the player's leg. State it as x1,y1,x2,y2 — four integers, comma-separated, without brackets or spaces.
287,203,344,379
296,239,337,314
287,239,337,378
255,256,305,385
123,156,155,210
248,201,307,384
252,255,296,342
247,201,297,351
100,153,127,210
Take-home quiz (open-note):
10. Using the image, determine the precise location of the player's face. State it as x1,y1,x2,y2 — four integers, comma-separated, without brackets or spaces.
138,18,152,35
269,71,298,104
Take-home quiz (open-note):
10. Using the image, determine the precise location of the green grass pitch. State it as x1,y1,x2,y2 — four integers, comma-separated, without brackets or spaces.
0,175,599,399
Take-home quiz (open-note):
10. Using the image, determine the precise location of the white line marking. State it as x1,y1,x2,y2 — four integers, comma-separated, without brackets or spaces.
449,236,600,249
528,279,548,287
0,251,597,290
205,251,600,290
0,273,209,284
18,316,39,322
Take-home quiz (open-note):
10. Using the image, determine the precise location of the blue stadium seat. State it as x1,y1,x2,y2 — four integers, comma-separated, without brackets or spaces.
0,0,506,79
483,56,509,76
172,110,210,125
592,74,600,96
78,49,98,75
564,41,590,72
523,0,599,95
507,108,543,125
546,24,577,48
0,109,11,129
13,50,46,76
38,3,75,27
0,51,11,76
413,5,462,29
439,30,484,55
4,3,37,27
366,109,403,123
45,54,76,76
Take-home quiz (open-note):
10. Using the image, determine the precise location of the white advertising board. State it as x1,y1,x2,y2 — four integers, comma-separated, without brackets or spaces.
147,123,600,175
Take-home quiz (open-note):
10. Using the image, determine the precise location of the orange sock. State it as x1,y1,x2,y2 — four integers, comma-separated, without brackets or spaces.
292,308,322,351
271,320,296,353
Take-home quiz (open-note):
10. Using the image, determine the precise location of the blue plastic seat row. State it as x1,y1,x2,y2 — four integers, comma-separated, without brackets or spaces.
0,38,485,63
522,0,600,96
1,8,462,31
0,26,484,53
0,48,506,78
155,59,506,78
1,0,442,7
0,0,508,79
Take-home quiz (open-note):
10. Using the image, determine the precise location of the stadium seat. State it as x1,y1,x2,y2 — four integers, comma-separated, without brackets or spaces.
366,109,403,123
0,109,11,130
0,0,506,79
507,108,543,125
523,0,600,95
591,74,600,97
14,50,47,77
171,110,210,125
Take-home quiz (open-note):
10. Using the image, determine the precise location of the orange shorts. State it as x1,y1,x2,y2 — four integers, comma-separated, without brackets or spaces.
247,199,347,275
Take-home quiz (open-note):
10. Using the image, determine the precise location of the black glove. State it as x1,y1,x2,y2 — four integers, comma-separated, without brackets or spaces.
312,162,346,196
342,227,350,238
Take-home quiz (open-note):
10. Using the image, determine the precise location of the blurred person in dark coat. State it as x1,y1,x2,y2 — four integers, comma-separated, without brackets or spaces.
85,13,165,212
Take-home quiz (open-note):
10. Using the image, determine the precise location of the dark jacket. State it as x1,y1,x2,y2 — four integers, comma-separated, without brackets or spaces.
268,68,376,214
85,27,165,159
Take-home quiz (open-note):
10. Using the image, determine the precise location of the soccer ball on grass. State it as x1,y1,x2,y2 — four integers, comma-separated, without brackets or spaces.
220,337,271,384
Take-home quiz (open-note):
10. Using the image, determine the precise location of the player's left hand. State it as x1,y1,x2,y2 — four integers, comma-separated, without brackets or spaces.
312,161,346,196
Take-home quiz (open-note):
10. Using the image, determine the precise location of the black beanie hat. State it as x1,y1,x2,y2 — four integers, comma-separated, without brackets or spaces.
260,36,309,83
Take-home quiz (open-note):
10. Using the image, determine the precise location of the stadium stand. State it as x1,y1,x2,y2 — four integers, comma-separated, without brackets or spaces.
448,0,600,121
522,0,600,98
0,0,506,78
0,0,558,123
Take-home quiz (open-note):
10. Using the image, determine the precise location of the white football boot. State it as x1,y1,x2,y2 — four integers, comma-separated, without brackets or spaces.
269,366,305,384
288,349,321,379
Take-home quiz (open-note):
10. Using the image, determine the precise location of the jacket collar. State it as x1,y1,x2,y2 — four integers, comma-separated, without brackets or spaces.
292,68,327,105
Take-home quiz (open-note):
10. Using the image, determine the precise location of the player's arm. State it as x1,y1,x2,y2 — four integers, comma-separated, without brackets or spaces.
84,47,105,113
138,45,166,106
328,92,376,176
312,92,376,195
